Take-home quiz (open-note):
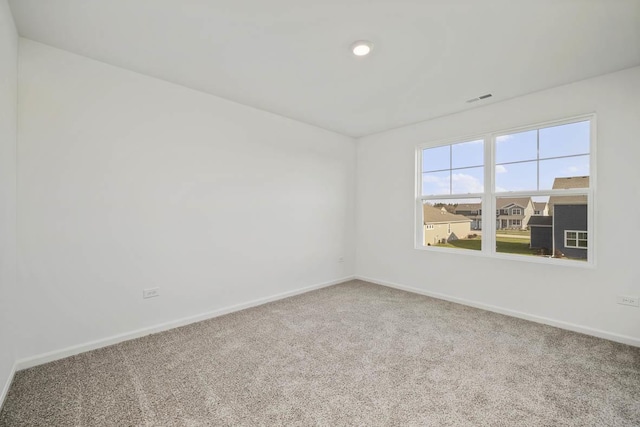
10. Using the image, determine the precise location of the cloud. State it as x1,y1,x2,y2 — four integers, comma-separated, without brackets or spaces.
496,164,508,174
423,175,445,183
496,135,513,143
452,173,484,193
423,172,484,194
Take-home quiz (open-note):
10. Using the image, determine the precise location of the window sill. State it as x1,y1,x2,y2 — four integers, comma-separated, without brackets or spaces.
414,245,595,268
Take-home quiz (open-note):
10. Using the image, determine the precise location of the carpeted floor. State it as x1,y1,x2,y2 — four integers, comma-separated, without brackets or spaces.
1,280,639,426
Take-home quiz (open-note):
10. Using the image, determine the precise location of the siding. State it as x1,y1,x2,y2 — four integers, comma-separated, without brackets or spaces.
530,226,552,251
554,205,588,259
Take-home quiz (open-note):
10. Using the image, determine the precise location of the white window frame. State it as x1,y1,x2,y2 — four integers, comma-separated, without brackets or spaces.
512,208,522,215
415,114,596,267
511,219,522,227
564,230,588,249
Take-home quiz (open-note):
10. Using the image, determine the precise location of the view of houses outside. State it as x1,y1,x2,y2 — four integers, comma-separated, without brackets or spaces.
421,119,590,262
423,176,589,260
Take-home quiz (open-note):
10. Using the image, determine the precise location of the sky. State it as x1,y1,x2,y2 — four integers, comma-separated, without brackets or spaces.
422,120,590,196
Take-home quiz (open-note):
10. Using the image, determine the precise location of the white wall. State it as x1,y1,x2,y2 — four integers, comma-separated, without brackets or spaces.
356,66,640,344
0,0,18,402
16,39,356,361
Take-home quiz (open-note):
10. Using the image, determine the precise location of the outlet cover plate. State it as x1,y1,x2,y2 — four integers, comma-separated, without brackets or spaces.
617,295,639,307
143,288,160,299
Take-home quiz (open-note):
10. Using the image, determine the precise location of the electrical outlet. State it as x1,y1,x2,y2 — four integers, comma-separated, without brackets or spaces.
143,288,160,299
617,295,639,307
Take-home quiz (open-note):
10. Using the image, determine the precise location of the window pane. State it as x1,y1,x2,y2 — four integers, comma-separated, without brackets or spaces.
422,171,450,195
422,198,481,251
495,196,536,256
452,167,484,194
495,130,537,164
452,140,483,169
539,155,589,190
422,146,450,172
495,161,537,192
494,195,590,262
539,120,590,159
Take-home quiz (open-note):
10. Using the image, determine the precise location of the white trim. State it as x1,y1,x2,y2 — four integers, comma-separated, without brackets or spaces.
415,113,595,266
356,276,640,348
414,244,594,268
15,276,355,371
0,362,17,409
564,230,588,249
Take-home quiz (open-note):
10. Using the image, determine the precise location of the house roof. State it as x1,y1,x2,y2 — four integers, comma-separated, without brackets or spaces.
549,176,589,207
533,202,547,211
455,203,481,212
552,176,589,190
528,216,553,226
423,205,472,224
497,198,530,209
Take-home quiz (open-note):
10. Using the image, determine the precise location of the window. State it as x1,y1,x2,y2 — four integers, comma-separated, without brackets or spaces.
565,231,588,249
420,139,483,251
417,115,594,265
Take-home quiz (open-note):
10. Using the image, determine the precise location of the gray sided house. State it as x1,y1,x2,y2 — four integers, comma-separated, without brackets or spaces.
528,216,553,253
533,176,589,260
553,204,588,259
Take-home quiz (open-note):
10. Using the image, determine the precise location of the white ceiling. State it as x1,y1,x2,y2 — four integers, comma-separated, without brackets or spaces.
8,0,640,137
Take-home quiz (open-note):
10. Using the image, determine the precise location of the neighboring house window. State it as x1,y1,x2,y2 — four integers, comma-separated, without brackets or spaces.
426,224,434,230
565,231,587,249
447,224,451,233
417,115,594,265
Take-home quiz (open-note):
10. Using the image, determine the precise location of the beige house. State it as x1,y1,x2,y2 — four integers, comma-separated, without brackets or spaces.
496,198,534,230
532,201,549,216
423,205,472,246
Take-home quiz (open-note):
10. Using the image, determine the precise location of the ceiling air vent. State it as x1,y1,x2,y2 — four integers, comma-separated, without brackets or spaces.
466,93,493,103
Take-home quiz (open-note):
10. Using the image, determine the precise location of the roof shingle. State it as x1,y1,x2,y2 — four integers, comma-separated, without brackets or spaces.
423,205,472,224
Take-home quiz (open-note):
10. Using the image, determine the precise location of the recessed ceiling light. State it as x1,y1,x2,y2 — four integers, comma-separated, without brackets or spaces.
351,40,373,57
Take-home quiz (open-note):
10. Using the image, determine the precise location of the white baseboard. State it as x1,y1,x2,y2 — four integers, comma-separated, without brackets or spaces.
16,276,355,371
356,275,640,348
0,362,17,409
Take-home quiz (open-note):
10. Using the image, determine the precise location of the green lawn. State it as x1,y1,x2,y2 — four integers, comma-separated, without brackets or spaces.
495,229,530,236
435,236,539,256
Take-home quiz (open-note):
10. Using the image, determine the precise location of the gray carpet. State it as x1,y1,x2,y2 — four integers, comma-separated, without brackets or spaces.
1,280,639,426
